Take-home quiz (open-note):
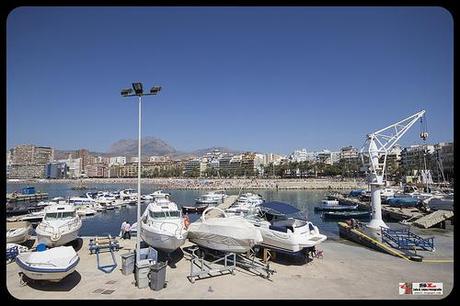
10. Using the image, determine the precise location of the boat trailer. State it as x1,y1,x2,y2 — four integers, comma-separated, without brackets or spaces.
89,235,120,273
186,246,276,283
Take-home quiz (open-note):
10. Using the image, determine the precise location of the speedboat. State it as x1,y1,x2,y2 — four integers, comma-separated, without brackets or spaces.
15,246,80,282
150,190,171,201
195,190,227,205
37,200,58,207
7,221,32,244
120,188,138,201
18,211,45,223
140,198,188,253
35,204,82,247
226,193,264,214
187,207,263,253
314,199,358,212
75,205,97,216
244,201,327,254
322,210,371,220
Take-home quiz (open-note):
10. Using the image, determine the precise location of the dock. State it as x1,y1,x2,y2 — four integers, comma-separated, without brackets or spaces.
207,195,238,218
6,234,453,299
330,192,455,232
7,192,48,203
412,210,454,229
329,193,450,226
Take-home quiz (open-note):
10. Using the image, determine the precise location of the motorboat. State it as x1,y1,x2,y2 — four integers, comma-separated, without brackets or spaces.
51,197,68,205
150,190,171,201
120,188,138,201
244,201,327,254
320,199,340,206
37,200,58,207
195,190,227,205
75,205,97,216
15,246,80,282
7,221,32,244
187,207,263,253
68,196,97,206
35,204,82,247
322,210,371,220
140,198,188,253
182,203,209,214
225,193,264,214
314,204,359,212
18,211,45,223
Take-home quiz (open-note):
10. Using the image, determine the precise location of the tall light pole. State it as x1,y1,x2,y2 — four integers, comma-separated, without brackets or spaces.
121,82,161,264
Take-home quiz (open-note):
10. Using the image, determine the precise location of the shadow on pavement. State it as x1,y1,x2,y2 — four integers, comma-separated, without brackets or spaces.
21,271,81,292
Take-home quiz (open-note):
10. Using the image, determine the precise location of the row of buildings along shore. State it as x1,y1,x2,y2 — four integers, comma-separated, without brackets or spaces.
6,142,454,183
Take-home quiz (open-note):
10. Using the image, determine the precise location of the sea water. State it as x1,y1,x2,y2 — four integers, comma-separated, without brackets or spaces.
7,182,346,238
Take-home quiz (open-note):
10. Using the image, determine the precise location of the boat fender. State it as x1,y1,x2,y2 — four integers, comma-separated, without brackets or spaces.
183,215,190,229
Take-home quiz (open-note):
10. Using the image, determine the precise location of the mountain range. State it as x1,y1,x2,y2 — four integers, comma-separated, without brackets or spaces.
54,137,241,160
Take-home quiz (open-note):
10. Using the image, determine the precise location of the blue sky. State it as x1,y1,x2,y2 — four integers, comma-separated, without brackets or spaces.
7,7,453,155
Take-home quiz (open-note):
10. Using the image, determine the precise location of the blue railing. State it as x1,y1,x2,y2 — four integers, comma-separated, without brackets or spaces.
381,227,435,252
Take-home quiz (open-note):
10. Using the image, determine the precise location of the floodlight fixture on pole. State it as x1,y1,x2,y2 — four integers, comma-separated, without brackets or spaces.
120,81,162,266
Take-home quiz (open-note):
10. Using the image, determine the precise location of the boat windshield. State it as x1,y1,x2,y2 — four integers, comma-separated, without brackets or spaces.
149,210,180,218
45,211,76,220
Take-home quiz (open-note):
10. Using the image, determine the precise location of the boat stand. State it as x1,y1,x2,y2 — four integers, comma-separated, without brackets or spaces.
235,248,276,280
187,246,236,283
89,236,120,273
186,246,276,283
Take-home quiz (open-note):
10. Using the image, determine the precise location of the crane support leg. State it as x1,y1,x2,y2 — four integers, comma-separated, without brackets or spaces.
367,183,388,230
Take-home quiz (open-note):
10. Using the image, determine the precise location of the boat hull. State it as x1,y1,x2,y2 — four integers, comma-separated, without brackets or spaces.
187,218,263,253
257,228,327,253
322,211,371,220
6,228,31,244
140,224,188,253
16,255,79,282
35,228,80,247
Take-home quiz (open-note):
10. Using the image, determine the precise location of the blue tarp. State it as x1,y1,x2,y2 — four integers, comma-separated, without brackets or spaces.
387,197,419,207
261,201,301,215
349,189,365,197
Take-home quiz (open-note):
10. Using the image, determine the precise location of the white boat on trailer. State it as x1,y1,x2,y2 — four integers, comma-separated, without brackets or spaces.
187,207,263,253
35,204,82,247
15,246,80,282
7,221,32,244
244,201,327,254
140,198,188,253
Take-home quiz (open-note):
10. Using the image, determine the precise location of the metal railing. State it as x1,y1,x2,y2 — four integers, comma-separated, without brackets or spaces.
381,227,435,251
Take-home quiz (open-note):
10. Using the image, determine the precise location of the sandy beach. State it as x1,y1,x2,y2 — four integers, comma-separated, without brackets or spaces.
7,177,368,190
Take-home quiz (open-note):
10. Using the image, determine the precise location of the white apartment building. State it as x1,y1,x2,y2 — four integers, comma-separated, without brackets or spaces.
110,156,127,166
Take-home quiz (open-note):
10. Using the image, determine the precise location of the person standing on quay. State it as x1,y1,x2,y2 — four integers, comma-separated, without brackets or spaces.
120,220,127,238
123,222,131,240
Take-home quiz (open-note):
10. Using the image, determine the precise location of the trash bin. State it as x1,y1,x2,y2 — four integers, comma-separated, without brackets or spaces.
149,261,167,291
135,247,158,264
121,252,135,275
135,259,151,289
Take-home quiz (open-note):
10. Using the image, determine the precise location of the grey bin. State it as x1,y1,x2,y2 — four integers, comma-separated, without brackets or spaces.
149,261,167,291
135,247,158,264
135,259,151,289
121,252,135,275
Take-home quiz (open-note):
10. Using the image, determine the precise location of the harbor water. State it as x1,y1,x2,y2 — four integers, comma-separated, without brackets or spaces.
7,182,348,238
